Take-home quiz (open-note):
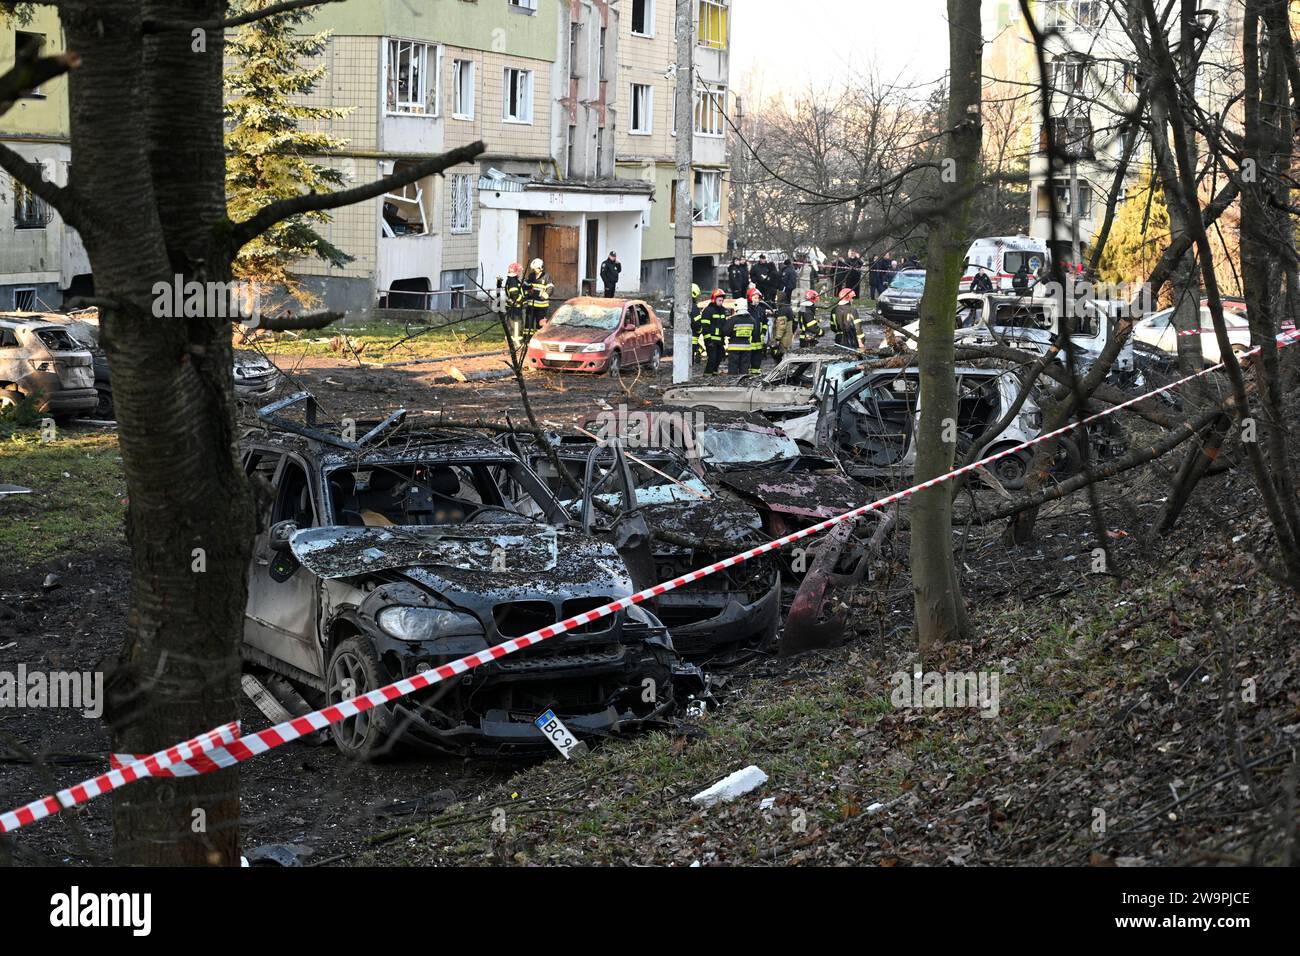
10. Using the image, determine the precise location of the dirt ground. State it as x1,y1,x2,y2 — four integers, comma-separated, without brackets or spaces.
2,332,1295,866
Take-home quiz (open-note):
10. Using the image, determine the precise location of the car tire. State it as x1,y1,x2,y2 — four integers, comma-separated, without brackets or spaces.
93,387,114,419
0,387,21,410
607,349,622,377
326,636,393,761
648,344,662,372
988,447,1032,491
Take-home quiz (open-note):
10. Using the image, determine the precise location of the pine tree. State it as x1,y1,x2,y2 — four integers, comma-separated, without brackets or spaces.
225,0,353,300
1097,170,1171,291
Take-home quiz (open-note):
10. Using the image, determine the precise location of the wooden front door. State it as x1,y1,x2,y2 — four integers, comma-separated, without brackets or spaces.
541,225,580,300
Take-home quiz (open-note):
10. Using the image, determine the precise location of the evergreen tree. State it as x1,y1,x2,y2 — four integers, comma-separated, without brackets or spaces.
225,0,353,299
1097,171,1170,291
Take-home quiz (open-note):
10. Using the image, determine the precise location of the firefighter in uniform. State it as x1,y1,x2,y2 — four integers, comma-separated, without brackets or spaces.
523,258,553,334
800,289,822,347
504,262,526,344
723,299,759,375
747,288,769,372
688,284,706,363
700,289,729,374
833,288,863,349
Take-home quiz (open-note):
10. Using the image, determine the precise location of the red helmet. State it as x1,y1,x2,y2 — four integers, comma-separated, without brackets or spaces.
804,289,820,303
747,288,761,302
839,288,857,301
710,289,726,302
507,262,522,277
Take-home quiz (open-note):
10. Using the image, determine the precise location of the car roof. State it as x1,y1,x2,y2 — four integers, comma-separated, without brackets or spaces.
244,429,518,468
0,315,82,334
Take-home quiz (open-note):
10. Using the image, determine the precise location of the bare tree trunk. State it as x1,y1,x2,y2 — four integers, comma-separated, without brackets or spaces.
909,0,982,651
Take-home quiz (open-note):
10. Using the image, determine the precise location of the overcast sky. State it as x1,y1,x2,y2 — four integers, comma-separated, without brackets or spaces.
730,0,953,102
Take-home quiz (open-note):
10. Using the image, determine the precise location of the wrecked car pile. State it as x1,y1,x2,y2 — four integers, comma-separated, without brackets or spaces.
240,393,701,759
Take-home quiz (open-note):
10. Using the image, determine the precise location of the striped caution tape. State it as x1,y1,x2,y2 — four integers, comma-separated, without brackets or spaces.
4,329,1298,835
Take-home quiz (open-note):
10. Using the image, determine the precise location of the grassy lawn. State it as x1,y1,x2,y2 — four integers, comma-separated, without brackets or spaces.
249,316,505,363
0,429,125,567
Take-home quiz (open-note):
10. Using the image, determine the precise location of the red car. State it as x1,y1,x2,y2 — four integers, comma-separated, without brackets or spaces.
526,297,665,375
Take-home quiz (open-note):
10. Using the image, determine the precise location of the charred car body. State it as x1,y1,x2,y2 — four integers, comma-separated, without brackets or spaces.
509,433,781,663
241,394,683,758
0,315,98,417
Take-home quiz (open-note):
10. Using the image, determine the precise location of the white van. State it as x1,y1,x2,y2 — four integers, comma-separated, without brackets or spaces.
960,236,1049,293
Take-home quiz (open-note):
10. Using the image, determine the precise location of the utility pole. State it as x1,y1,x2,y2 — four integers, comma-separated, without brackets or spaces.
672,0,694,383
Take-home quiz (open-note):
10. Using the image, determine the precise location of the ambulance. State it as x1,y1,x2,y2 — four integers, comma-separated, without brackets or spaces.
959,236,1050,292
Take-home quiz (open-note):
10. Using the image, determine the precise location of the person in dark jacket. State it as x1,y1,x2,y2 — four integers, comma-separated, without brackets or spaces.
1011,262,1032,297
723,302,760,375
845,250,864,297
747,288,769,371
599,252,622,298
727,257,750,297
750,254,778,301
779,258,798,301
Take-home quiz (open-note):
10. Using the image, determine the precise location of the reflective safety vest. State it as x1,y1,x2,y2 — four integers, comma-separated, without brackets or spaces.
800,305,820,337
504,277,525,309
524,271,553,309
725,315,759,351
699,304,728,342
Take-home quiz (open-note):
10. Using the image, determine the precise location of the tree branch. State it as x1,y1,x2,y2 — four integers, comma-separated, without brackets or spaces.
0,50,79,117
228,141,486,252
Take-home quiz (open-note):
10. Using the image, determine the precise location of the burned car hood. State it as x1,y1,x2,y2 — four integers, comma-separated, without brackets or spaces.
291,524,632,605
640,496,763,544
717,470,868,520
291,525,560,579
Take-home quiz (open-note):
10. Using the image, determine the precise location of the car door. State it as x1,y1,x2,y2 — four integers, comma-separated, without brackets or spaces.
243,449,325,678
618,305,640,364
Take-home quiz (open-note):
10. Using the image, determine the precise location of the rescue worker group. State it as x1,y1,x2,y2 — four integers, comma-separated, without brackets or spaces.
497,249,877,374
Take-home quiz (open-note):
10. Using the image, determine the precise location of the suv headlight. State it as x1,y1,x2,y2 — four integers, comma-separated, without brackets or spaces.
377,606,482,642
581,341,607,352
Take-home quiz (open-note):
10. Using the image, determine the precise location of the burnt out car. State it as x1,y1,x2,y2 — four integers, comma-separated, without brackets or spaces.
241,394,681,759
510,433,781,663
0,315,98,418
587,407,871,538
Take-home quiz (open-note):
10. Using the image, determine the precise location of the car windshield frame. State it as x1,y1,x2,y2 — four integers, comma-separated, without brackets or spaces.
548,304,623,331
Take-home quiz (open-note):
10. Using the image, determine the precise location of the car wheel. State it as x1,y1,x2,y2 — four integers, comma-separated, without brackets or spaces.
93,388,114,419
0,387,21,410
989,448,1031,490
648,344,663,372
607,349,622,377
326,636,393,761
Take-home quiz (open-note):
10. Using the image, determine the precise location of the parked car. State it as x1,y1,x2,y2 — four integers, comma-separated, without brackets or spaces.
38,309,282,416
0,315,98,418
662,348,863,414
875,269,926,320
240,393,687,759
526,297,665,376
510,433,782,663
1133,301,1252,366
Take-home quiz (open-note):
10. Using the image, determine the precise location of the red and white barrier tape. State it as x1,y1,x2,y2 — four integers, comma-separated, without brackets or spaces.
4,330,1298,835
1,723,241,832
109,727,244,778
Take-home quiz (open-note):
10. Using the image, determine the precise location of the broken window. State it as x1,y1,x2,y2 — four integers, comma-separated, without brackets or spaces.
13,166,51,229
386,39,436,114
693,170,721,224
452,58,475,119
694,84,726,136
503,67,534,123
629,83,653,134
698,0,729,49
381,161,432,237
632,0,653,36
14,32,45,96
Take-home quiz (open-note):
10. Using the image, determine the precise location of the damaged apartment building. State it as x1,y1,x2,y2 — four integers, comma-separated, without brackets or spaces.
284,0,734,312
0,8,91,312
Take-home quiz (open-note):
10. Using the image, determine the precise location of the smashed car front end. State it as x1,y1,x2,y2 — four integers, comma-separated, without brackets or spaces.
296,525,679,754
